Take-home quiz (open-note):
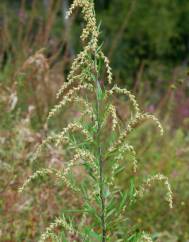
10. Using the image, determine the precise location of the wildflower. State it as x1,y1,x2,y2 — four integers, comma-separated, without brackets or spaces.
20,0,173,240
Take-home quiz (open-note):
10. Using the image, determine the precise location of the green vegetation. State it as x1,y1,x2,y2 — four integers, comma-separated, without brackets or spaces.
0,0,189,241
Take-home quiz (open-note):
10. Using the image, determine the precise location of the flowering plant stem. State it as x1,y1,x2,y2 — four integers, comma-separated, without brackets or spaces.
95,57,106,241
19,0,173,240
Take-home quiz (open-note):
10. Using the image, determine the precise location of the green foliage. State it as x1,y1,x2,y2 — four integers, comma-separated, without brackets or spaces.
0,0,188,241
98,0,189,87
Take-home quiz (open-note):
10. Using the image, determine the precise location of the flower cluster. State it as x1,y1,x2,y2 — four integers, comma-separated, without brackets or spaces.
135,174,173,208
66,0,98,47
39,216,75,242
48,84,93,120
140,232,153,242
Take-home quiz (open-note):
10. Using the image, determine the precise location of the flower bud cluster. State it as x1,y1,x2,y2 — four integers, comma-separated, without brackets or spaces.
56,122,92,146
31,135,57,163
19,168,55,193
66,0,99,48
140,232,153,242
100,51,112,84
102,104,118,131
48,84,93,120
109,113,163,152
108,85,140,115
56,73,87,99
39,216,74,242
135,174,173,208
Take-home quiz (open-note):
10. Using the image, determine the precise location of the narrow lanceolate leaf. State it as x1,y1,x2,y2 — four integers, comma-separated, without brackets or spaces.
97,81,103,100
129,176,136,205
119,191,128,211
84,227,101,240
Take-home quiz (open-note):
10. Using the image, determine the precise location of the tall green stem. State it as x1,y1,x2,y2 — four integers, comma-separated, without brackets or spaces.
94,58,106,242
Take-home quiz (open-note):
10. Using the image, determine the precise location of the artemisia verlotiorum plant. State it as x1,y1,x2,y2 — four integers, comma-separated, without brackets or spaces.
19,0,173,241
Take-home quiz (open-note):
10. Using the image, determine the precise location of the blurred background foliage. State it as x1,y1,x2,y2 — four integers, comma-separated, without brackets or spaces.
0,0,189,241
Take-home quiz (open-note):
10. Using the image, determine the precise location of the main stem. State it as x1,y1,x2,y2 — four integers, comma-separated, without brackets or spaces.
95,60,106,242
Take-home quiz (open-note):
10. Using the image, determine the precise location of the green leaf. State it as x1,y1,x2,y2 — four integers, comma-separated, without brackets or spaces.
61,209,88,213
129,177,136,205
106,207,116,220
97,81,103,100
83,162,97,181
84,227,101,240
119,191,128,211
114,165,125,175
127,231,144,242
